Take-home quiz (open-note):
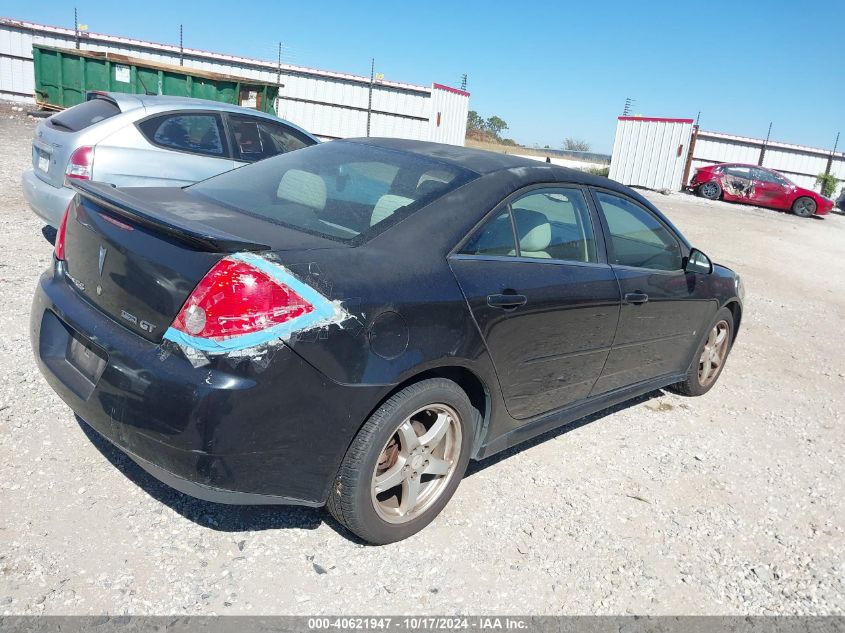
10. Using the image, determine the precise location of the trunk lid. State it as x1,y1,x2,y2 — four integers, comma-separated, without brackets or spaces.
32,121,76,189
32,94,124,188
62,182,343,343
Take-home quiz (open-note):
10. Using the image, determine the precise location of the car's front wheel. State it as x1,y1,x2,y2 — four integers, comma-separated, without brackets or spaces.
327,378,476,544
669,307,735,397
697,181,722,200
791,196,817,217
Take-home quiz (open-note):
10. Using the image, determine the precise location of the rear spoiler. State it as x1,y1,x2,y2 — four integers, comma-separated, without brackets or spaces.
70,181,271,253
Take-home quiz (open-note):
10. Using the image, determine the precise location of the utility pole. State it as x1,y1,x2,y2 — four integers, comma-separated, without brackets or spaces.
277,42,282,86
179,24,184,66
758,121,772,166
460,74,467,91
695,111,701,127
366,57,374,137
74,8,79,49
623,97,634,116
276,41,283,114
825,131,839,176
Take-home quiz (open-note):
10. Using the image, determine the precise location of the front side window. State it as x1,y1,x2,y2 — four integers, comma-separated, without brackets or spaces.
138,113,226,157
188,141,476,242
595,191,682,271
229,115,314,161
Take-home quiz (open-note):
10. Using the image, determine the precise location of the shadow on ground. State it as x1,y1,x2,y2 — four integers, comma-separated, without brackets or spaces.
78,389,665,540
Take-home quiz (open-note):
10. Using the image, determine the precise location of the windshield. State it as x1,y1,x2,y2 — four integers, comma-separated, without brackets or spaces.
188,141,477,242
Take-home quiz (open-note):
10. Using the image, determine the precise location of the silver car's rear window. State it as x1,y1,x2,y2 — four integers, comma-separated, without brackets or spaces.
188,141,478,242
48,97,121,132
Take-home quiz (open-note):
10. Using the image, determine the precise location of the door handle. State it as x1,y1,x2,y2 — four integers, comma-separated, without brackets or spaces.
487,293,527,310
624,292,649,305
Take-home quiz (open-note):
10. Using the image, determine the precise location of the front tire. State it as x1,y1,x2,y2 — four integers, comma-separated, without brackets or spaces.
327,378,476,544
669,307,735,397
792,196,816,217
697,181,722,200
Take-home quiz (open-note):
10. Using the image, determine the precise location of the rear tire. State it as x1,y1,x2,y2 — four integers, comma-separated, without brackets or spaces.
791,196,816,217
697,181,721,200
327,378,476,544
669,307,735,397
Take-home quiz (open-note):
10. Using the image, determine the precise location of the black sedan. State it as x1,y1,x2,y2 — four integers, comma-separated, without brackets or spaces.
31,139,744,544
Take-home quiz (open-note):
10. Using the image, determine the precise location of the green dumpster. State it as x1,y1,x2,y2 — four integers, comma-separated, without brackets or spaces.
32,44,280,114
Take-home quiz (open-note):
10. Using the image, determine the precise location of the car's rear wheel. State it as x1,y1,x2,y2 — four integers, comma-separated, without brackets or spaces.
669,307,735,397
327,378,475,544
792,196,816,217
698,181,721,200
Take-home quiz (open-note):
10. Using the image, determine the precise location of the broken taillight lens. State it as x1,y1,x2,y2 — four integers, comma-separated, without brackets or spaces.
54,201,72,261
65,146,94,185
171,257,315,340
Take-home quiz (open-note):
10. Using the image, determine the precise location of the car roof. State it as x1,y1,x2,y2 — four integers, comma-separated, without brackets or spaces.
89,92,318,141
344,137,609,183
93,91,293,119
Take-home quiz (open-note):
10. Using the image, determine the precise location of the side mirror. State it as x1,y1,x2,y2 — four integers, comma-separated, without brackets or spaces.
685,248,713,274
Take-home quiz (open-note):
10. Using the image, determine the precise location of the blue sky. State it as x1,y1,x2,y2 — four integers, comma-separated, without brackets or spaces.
7,0,844,153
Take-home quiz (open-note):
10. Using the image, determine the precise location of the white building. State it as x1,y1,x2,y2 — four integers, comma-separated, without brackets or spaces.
0,17,469,144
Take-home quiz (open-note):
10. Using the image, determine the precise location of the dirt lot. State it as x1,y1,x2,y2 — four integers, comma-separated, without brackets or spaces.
0,103,843,616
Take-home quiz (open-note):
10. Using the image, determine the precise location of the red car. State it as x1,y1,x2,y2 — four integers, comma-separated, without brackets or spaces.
689,163,833,217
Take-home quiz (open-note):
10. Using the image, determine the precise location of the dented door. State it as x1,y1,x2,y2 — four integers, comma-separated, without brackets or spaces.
450,256,620,420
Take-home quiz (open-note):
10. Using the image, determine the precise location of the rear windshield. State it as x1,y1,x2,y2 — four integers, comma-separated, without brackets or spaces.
49,97,121,132
188,141,477,242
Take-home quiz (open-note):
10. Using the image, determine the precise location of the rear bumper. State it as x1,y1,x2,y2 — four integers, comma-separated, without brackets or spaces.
21,169,75,228
31,262,385,506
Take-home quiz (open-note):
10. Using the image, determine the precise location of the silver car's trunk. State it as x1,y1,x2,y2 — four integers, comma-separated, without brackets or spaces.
31,95,127,189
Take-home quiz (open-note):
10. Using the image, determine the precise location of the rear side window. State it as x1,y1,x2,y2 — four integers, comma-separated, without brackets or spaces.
724,166,752,178
48,97,120,132
138,113,227,157
511,189,596,262
188,141,477,242
461,187,597,263
462,210,515,256
229,115,314,161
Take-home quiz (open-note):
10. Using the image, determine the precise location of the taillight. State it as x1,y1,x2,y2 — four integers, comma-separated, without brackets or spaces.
65,146,93,185
54,201,72,261
171,256,315,341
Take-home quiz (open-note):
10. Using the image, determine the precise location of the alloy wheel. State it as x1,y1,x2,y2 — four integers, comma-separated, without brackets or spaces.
794,198,815,217
698,320,730,387
370,404,462,524
700,182,719,199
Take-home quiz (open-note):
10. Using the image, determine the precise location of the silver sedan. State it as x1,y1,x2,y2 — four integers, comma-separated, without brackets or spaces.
22,92,319,227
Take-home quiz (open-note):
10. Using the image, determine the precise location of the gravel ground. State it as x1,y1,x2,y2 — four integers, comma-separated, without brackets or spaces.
0,102,843,616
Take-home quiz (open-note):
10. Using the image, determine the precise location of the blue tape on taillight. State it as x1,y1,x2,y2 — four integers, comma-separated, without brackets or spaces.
162,252,347,354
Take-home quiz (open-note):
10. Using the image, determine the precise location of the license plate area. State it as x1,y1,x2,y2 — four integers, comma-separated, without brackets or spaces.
67,330,108,383
39,310,108,400
34,146,51,173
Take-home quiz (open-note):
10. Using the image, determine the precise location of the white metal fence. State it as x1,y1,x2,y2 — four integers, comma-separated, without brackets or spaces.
609,117,695,191
0,17,469,144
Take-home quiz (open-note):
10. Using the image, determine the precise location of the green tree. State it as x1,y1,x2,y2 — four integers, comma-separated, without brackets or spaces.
563,138,591,152
815,172,838,198
467,110,485,132
485,116,508,139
